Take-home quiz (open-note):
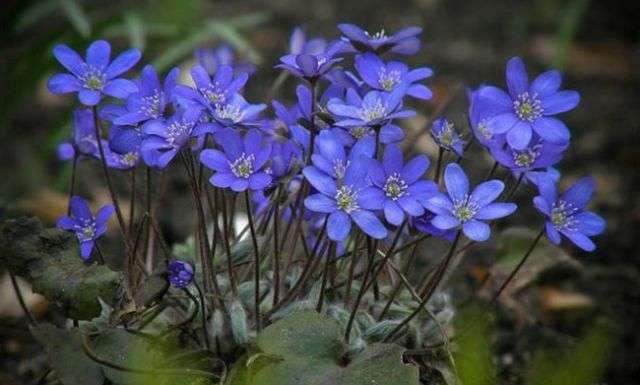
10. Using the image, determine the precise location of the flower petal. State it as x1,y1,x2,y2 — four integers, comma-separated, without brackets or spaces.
383,144,403,175
545,221,562,245
56,216,76,230
351,210,388,239
470,180,505,207
79,89,101,106
105,48,141,79
384,200,405,226
357,186,384,210
401,154,429,184
200,149,230,172
398,196,424,216
506,120,533,150
328,211,351,241
432,214,460,230
444,163,469,202
305,194,337,213
103,79,137,98
53,44,84,76
475,203,516,220
69,196,91,220
532,117,570,145
530,70,561,96
541,91,580,115
86,40,110,69
560,229,595,251
505,57,528,97
573,211,605,236
462,219,490,241
303,166,337,196
95,204,115,225
561,177,594,209
47,73,81,94
210,172,236,188
79,241,95,260
249,173,271,190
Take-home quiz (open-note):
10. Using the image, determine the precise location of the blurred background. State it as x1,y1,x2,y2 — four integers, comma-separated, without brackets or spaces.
0,0,638,384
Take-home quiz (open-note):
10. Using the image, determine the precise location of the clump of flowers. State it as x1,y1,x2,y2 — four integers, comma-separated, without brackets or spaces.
43,21,605,384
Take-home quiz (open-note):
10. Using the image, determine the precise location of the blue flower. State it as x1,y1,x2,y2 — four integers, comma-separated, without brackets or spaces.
489,135,566,172
276,40,345,81
311,130,374,181
200,128,272,192
468,87,507,151
210,93,267,128
338,24,422,55
480,57,580,150
328,87,414,128
175,64,249,112
168,260,194,288
140,108,202,168
424,163,517,241
368,144,438,225
57,196,114,261
303,156,387,241
195,44,255,77
104,125,141,170
289,27,328,55
48,40,140,106
533,176,605,251
412,210,456,242
354,52,432,99
431,118,465,157
57,108,99,161
111,65,179,125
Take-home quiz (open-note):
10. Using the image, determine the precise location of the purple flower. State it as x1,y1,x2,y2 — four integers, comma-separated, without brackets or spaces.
110,65,179,125
48,40,140,106
103,126,141,170
468,87,507,151
481,57,580,150
140,108,201,168
57,196,114,261
209,93,267,128
489,136,566,172
311,130,374,181
368,144,438,225
195,44,255,77
168,260,194,288
57,108,99,161
412,211,456,242
175,64,249,112
424,163,517,241
431,118,465,157
328,87,414,128
270,139,303,179
276,40,345,81
289,27,328,55
354,53,432,99
533,176,605,251
200,128,272,192
303,157,387,241
338,24,422,55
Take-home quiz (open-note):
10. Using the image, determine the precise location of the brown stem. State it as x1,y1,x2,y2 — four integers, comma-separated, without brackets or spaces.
244,190,261,331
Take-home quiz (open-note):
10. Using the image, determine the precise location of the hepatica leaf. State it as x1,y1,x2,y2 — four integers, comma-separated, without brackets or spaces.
0,217,120,320
31,323,105,385
226,311,419,385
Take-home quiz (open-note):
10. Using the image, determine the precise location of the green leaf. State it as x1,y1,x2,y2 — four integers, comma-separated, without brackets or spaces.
0,217,120,319
59,0,91,38
226,311,419,385
124,12,146,51
31,323,105,385
13,0,59,32
528,319,617,385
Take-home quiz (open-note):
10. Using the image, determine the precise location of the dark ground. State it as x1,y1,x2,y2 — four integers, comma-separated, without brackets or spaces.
1,0,639,384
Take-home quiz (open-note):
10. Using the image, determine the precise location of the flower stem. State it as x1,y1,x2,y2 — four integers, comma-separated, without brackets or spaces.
128,168,136,235
316,242,335,313
244,190,261,331
67,155,78,215
9,272,37,326
383,230,462,342
490,227,544,304
345,235,377,343
434,147,444,184
361,220,406,294
91,106,133,275
272,187,282,306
